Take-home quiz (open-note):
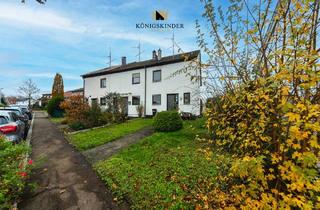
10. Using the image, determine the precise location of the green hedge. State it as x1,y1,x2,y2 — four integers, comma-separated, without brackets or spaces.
0,137,30,209
47,96,64,117
153,111,183,132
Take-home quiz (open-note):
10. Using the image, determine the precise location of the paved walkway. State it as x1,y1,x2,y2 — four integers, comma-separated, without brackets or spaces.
19,111,128,210
82,127,154,164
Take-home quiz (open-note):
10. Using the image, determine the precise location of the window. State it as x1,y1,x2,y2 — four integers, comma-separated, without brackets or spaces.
132,73,140,84
0,116,8,125
152,94,161,105
91,98,98,105
184,92,190,104
100,78,106,88
100,97,106,106
132,96,140,105
153,70,161,82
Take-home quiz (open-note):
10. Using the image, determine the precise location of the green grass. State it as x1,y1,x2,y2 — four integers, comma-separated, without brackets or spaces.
94,119,217,209
50,117,65,124
68,118,153,151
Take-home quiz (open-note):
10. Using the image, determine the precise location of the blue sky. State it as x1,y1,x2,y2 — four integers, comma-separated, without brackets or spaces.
0,0,206,96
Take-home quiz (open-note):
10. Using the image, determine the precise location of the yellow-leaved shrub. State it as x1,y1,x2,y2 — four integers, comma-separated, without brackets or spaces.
195,0,320,208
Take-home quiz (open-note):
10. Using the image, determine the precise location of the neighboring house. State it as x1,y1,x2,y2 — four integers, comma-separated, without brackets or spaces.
64,88,84,99
6,96,17,105
39,88,84,107
82,49,202,117
15,97,37,106
39,93,52,107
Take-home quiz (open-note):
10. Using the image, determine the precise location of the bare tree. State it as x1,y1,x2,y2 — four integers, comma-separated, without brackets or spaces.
18,79,40,108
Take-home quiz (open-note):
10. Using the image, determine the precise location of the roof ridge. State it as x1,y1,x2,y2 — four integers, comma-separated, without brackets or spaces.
82,50,200,78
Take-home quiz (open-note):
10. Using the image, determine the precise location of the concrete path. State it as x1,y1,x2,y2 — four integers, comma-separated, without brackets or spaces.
19,111,128,210
83,127,154,164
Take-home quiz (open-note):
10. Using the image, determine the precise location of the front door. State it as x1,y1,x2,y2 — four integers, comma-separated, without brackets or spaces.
167,94,179,111
121,97,128,116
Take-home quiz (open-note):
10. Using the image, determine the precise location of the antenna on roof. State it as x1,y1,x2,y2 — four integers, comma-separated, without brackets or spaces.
132,40,144,61
165,30,184,56
172,31,175,56
107,47,116,67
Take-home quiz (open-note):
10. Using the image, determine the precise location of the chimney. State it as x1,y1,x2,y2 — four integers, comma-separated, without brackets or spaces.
158,48,162,60
152,50,157,60
121,56,126,65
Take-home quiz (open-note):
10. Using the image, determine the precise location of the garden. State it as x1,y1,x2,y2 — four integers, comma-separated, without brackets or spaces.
0,136,31,209
47,92,130,132
94,117,216,209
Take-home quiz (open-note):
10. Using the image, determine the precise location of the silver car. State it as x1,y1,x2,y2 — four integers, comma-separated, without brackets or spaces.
0,112,25,143
0,108,29,135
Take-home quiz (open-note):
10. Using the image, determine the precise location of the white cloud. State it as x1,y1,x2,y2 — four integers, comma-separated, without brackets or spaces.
26,72,80,80
0,3,85,33
0,2,185,48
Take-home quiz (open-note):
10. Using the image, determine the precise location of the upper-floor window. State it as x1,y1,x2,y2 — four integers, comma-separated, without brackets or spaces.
152,94,161,105
184,92,190,105
100,78,106,88
132,96,140,105
153,70,161,82
100,97,106,106
132,73,140,84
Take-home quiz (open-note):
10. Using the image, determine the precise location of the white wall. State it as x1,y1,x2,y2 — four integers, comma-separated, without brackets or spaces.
84,59,201,117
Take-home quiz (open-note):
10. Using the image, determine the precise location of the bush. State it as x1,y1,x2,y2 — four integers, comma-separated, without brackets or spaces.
136,105,144,118
84,103,108,128
0,136,30,209
153,111,183,132
105,92,127,123
60,95,89,124
47,96,64,117
69,121,86,131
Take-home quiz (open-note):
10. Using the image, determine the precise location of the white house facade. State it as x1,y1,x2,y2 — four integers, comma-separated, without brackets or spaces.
82,50,202,117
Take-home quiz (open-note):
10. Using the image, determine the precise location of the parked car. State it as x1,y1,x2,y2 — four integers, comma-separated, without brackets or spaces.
0,108,29,136
0,112,25,143
10,105,32,120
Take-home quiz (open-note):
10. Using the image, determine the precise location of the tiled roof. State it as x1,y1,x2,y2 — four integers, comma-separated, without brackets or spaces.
82,50,200,78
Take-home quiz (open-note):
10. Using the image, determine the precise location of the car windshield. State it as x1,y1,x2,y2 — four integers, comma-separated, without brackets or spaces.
11,110,21,115
2,109,22,115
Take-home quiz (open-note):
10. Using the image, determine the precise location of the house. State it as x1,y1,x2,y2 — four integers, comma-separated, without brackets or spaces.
39,93,52,107
64,88,84,99
82,49,202,117
39,88,84,107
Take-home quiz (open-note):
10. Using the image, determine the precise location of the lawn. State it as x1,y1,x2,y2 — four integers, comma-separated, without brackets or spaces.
94,118,217,209
49,117,65,124
68,118,153,151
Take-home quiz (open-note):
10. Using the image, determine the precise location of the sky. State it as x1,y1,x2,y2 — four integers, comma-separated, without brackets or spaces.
0,0,206,96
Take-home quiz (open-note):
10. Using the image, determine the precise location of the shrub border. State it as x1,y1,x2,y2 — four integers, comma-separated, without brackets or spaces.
11,113,35,209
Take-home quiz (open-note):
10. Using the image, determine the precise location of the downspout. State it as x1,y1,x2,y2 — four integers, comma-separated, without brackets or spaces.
199,51,203,115
82,77,86,101
144,66,147,117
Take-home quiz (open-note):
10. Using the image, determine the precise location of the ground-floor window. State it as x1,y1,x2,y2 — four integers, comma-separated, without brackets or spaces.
100,97,106,106
132,96,140,105
152,94,161,105
184,92,190,105
91,98,98,105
